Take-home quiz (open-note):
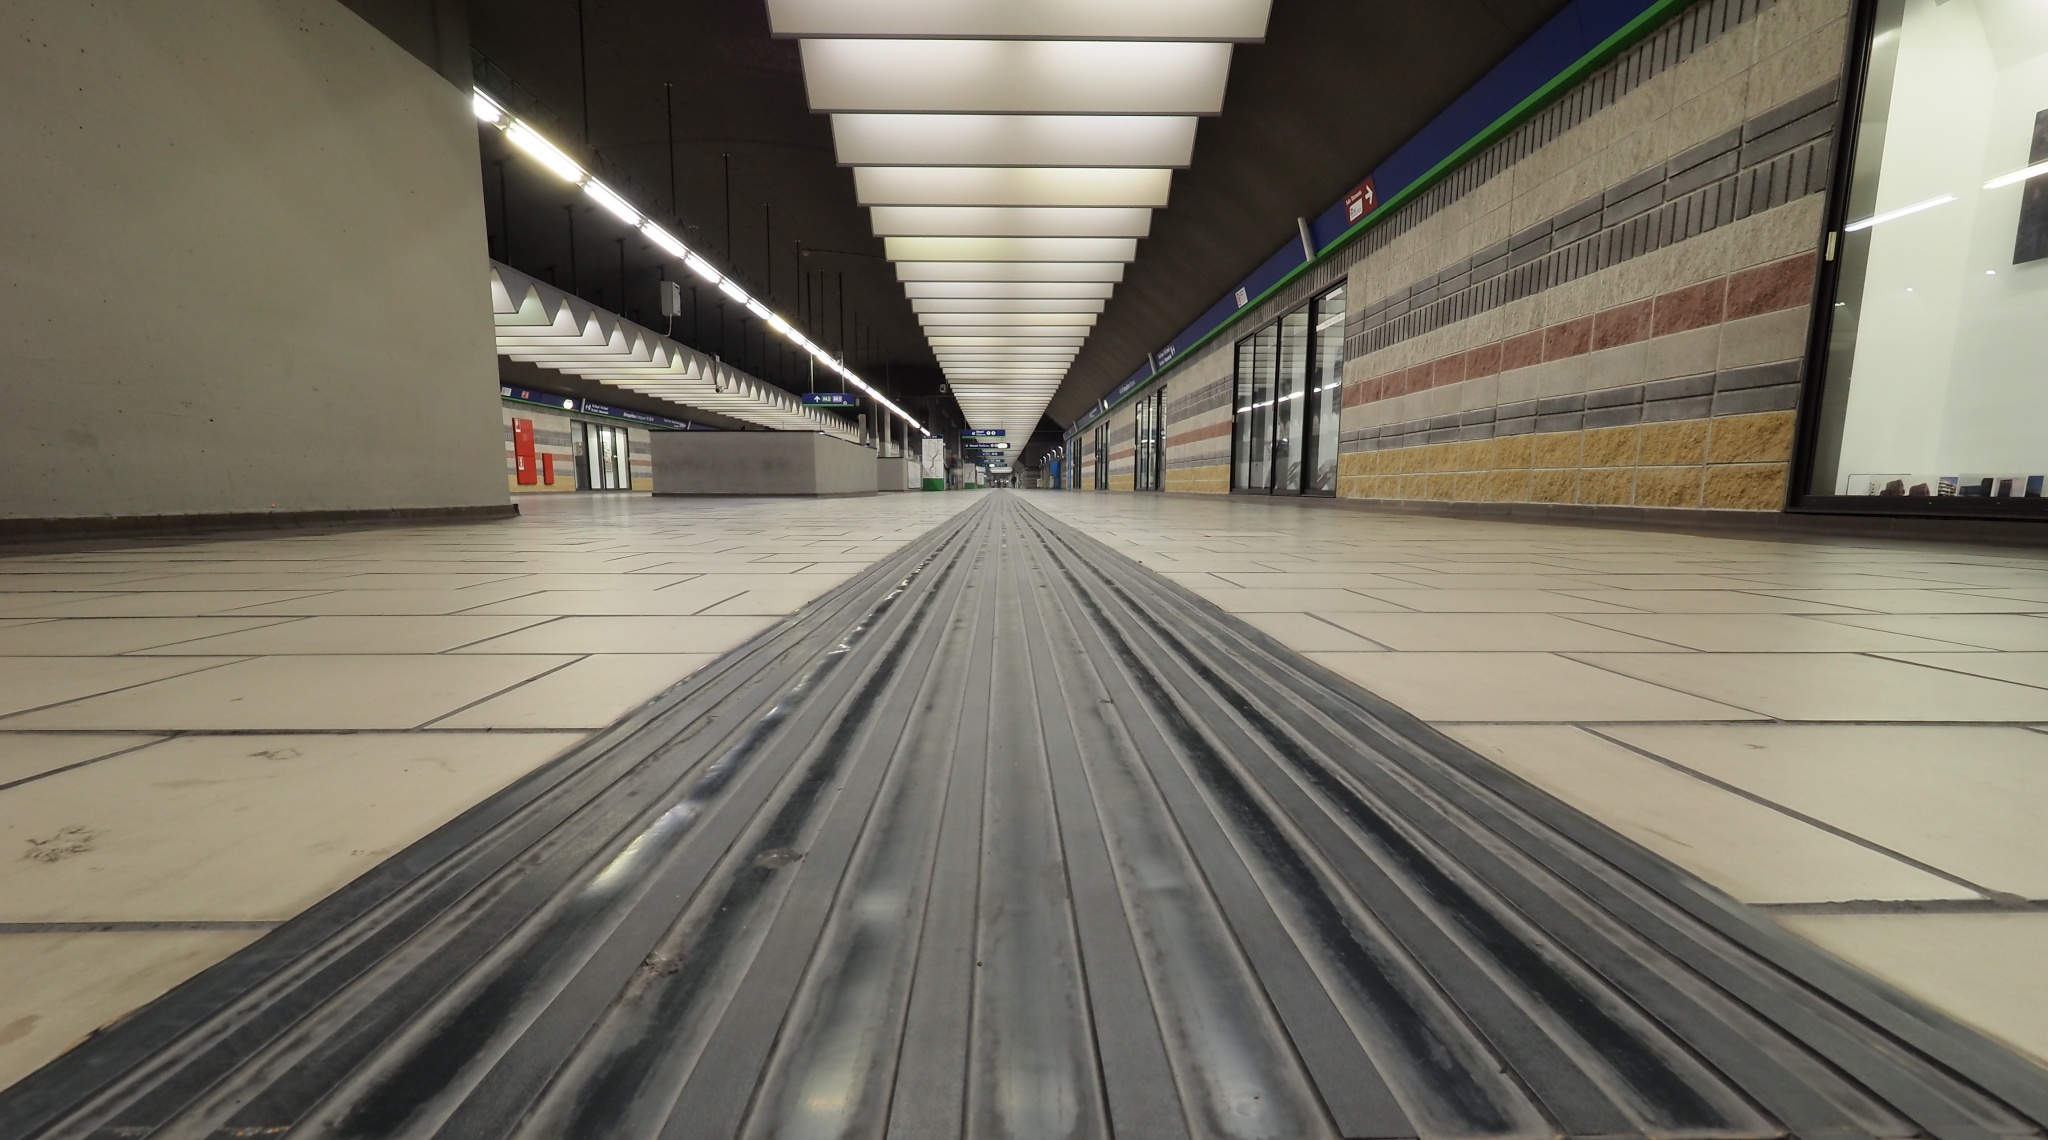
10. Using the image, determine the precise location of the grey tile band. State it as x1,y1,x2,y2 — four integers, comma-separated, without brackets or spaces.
1343,360,1802,450
1347,80,1837,361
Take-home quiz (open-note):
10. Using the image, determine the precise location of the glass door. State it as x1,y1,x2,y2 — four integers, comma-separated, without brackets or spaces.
1305,284,1346,494
1134,389,1166,491
1233,286,1347,495
1233,325,1279,491
1272,308,1310,495
576,422,632,491
603,425,627,489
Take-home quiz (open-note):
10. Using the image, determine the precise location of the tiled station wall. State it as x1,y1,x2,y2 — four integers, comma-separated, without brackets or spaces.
1081,0,1844,511
499,404,653,493
1107,418,1137,491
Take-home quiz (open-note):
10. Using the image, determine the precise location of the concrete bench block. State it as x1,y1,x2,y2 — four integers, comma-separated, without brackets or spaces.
651,432,879,497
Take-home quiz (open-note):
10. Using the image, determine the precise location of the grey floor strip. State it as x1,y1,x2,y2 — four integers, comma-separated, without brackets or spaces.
0,922,282,935
2,493,2045,1140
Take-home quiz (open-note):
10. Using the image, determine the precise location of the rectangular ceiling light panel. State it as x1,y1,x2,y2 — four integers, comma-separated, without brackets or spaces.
894,261,1126,282
929,336,1088,347
934,355,1079,363
869,206,1153,238
944,368,1072,376
933,351,1080,360
768,0,1270,41
903,281,1117,299
932,343,1082,351
925,321,1097,334
855,167,1172,207
802,40,1231,115
884,236,1137,262
941,369,1073,376
833,115,1196,168
919,312,1097,327
913,298,1105,313
937,352,1081,360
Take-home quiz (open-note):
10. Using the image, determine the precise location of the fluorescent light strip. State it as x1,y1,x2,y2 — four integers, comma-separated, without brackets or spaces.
475,88,927,436
1985,160,2048,190
1843,194,1956,233
583,181,643,227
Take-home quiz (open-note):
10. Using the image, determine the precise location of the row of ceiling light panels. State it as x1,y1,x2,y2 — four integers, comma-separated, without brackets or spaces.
769,0,1273,447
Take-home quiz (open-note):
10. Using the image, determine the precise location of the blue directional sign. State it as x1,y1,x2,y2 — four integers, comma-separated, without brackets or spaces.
802,392,859,406
963,428,1006,437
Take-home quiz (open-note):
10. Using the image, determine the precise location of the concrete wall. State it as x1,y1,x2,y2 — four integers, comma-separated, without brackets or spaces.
0,1,506,521
651,433,879,497
877,456,917,492
1073,0,1845,513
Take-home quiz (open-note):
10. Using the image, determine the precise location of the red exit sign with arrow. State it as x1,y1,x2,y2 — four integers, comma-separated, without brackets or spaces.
1344,177,1378,223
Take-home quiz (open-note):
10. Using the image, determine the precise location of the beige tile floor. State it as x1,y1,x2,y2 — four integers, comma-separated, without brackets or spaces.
1025,491,2048,1069
7,487,2048,1087
0,491,978,1089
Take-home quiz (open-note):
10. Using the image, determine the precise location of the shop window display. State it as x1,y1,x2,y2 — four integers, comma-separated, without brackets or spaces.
1809,0,2048,509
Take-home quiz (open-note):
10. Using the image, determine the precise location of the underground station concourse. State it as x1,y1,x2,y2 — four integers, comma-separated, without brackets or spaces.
5,1,2048,1138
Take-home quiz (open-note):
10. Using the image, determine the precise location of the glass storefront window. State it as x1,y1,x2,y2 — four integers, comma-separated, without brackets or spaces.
1809,0,2048,507
1232,285,1345,494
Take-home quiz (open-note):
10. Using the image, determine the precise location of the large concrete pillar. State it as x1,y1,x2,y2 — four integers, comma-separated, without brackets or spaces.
0,1,506,530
